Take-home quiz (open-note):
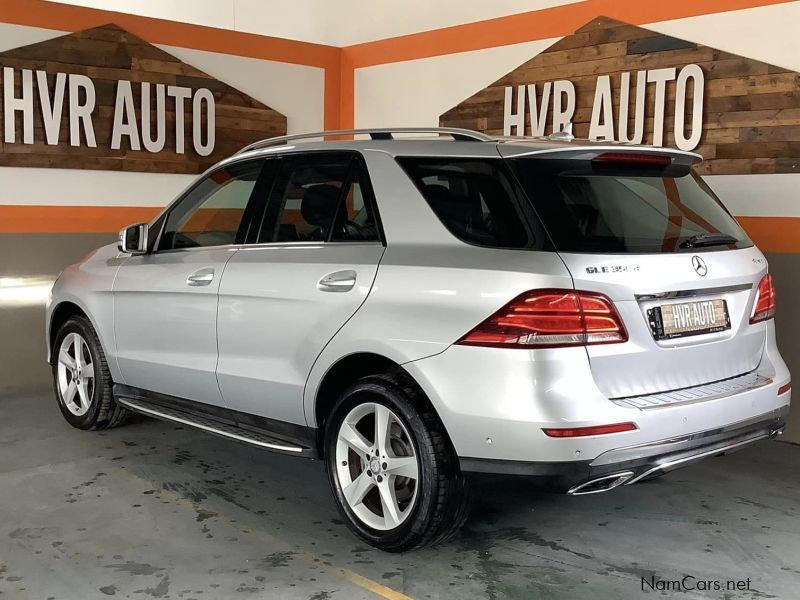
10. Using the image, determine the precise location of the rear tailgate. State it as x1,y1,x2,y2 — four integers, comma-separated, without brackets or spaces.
501,144,767,399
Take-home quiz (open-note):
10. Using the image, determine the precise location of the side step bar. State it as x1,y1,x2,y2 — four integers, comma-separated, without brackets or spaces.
115,394,311,457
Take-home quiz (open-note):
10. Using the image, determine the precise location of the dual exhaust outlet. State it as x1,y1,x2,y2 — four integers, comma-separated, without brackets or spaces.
567,426,785,496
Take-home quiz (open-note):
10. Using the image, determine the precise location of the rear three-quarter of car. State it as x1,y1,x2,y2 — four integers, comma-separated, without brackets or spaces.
46,130,791,552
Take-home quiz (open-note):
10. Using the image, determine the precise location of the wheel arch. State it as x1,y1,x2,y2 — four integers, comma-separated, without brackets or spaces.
48,300,91,363
311,352,451,457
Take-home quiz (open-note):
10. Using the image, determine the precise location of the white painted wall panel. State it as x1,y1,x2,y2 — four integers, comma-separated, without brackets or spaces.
355,39,560,129
158,45,325,135
0,168,194,207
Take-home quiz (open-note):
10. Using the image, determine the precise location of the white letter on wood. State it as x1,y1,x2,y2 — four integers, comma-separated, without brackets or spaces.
552,80,575,134
674,64,704,151
4,68,34,144
36,71,67,146
527,82,551,137
168,85,192,154
192,88,215,157
503,85,525,136
111,80,141,151
647,68,676,147
618,71,646,144
589,75,614,141
141,82,166,153
68,74,97,147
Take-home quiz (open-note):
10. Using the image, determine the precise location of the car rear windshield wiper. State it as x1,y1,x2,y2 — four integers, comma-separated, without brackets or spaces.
678,233,739,249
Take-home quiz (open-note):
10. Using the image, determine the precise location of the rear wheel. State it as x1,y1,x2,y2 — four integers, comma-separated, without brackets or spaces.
52,316,128,430
324,373,469,552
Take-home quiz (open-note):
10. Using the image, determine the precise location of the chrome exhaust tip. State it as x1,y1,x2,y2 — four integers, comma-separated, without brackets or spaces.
770,427,784,439
567,471,634,496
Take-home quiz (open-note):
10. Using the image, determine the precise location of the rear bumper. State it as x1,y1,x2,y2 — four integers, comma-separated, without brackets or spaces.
459,406,787,494
403,323,791,478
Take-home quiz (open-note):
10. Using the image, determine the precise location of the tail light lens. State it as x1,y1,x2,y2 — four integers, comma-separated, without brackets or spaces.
457,289,627,348
750,274,776,324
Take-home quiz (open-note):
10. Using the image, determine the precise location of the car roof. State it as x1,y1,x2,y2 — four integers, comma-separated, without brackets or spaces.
217,128,702,169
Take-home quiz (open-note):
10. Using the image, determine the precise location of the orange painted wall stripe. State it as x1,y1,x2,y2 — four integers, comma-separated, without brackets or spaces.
737,217,800,254
0,206,162,234
344,0,797,68
2,207,799,255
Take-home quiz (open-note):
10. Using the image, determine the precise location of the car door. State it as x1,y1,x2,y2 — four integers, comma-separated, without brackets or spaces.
216,152,385,424
113,159,270,405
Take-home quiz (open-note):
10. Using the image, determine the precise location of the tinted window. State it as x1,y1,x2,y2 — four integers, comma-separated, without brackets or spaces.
510,159,752,253
259,154,350,243
331,158,380,242
159,161,263,250
258,153,380,243
397,158,537,249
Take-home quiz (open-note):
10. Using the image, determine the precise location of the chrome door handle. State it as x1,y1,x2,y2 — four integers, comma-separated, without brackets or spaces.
187,267,215,286
318,270,357,292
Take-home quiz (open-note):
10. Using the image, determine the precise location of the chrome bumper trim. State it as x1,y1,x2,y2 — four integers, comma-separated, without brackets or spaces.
611,371,772,410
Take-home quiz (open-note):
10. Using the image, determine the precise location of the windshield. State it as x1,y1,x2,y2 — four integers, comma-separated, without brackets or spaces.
509,158,752,254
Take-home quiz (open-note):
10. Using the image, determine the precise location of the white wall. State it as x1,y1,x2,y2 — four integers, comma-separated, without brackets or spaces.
47,0,582,45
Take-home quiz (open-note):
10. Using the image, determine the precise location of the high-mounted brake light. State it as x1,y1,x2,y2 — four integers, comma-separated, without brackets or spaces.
456,289,627,348
542,422,638,438
592,152,671,166
750,274,776,324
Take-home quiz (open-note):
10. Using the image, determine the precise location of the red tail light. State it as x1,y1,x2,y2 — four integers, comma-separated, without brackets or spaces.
543,422,638,438
750,274,776,324
457,289,627,348
592,152,671,166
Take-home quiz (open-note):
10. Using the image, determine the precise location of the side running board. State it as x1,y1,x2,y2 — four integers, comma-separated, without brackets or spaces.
115,391,313,457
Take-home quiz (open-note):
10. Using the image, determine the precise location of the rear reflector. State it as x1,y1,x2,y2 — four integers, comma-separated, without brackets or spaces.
750,274,776,324
592,152,671,166
456,289,627,348
778,382,791,396
543,422,638,438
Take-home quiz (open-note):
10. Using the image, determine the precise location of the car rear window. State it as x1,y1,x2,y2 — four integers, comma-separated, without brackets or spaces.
509,158,752,254
397,157,541,249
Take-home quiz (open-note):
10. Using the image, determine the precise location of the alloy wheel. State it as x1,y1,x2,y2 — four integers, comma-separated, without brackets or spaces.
56,332,95,417
335,402,419,531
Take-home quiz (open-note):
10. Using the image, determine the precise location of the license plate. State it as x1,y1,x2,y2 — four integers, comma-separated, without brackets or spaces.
647,299,730,340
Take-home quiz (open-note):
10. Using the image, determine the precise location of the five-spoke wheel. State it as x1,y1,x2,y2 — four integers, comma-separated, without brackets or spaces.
325,373,469,552
335,402,419,530
56,332,96,416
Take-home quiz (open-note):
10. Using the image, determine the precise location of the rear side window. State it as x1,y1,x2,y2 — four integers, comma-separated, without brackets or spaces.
397,157,539,249
258,153,380,243
510,159,752,254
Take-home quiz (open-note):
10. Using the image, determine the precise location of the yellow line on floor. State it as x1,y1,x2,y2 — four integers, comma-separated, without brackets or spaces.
124,470,414,600
339,569,414,600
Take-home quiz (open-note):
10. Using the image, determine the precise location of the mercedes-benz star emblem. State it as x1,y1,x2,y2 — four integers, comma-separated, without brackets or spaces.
692,255,708,277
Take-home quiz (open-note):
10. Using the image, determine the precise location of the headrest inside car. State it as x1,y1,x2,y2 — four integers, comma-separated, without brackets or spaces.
301,184,342,227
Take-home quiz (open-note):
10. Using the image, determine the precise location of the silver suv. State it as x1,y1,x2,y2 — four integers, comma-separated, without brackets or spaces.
47,128,791,552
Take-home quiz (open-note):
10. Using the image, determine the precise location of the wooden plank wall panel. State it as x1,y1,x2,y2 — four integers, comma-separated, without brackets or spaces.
440,16,800,176
0,24,287,174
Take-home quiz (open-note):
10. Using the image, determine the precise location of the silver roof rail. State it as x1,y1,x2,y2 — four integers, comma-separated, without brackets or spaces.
237,127,494,155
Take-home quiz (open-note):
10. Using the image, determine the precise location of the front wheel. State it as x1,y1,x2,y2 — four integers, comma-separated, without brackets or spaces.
52,316,128,430
324,373,470,552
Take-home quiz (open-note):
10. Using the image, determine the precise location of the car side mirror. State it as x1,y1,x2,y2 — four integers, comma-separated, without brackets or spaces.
118,223,149,255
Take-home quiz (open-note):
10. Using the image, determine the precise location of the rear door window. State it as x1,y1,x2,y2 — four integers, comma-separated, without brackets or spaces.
397,157,541,249
510,159,752,253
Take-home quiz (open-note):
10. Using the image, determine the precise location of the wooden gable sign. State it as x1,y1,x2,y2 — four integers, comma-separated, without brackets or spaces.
440,17,800,175
0,24,287,174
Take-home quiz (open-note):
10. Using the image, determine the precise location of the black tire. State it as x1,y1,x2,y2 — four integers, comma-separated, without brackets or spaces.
51,316,129,430
324,372,470,552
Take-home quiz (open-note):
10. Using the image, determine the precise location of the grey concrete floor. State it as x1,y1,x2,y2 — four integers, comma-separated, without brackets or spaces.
1,392,799,600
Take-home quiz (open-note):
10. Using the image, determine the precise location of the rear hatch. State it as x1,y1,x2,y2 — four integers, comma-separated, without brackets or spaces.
501,144,767,399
